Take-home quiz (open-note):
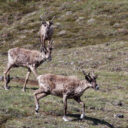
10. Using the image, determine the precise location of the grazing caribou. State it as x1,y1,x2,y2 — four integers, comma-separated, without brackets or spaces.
39,15,55,52
34,71,99,121
4,41,53,92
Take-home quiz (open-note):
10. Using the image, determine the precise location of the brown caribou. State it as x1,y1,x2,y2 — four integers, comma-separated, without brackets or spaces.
34,71,99,121
4,41,53,92
39,15,55,52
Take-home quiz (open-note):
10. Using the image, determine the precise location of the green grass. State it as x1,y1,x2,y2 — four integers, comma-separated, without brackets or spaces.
1,0,128,52
0,0,128,127
0,41,128,128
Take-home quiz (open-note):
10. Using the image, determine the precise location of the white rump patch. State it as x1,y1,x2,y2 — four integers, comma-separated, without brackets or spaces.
8,53,14,64
37,75,43,85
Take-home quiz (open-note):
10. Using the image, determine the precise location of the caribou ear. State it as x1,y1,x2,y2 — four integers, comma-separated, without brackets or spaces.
94,74,98,79
85,75,91,82
82,70,87,76
50,21,53,25
40,47,47,53
51,16,55,22
48,40,54,49
82,70,91,82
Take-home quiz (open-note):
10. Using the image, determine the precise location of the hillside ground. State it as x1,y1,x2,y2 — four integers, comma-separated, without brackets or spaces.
0,0,128,128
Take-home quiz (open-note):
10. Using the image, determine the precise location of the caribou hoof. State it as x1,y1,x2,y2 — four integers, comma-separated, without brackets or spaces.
4,86,10,90
63,116,69,122
80,114,85,119
35,104,39,115
35,110,39,115
22,88,26,92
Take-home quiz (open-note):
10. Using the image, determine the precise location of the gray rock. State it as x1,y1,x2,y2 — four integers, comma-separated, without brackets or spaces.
53,22,61,29
55,22,61,26
113,23,120,28
58,30,66,36
76,17,84,22
114,114,124,118
117,28,128,34
87,18,95,25
113,100,123,106
66,11,72,15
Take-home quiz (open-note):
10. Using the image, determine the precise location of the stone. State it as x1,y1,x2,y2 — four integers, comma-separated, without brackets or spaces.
76,17,84,22
114,114,124,118
58,30,66,36
66,11,72,15
87,18,95,25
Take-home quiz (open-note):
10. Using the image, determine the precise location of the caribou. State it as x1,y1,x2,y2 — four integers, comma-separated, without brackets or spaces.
34,71,99,121
39,15,55,52
4,41,53,92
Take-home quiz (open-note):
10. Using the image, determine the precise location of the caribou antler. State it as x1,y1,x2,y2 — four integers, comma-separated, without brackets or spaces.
51,16,55,22
48,40,54,49
40,12,48,22
89,71,97,79
82,70,92,81
82,70,90,77
82,70,87,76
40,15,43,20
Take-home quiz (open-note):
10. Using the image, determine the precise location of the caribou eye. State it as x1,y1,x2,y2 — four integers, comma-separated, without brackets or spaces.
42,21,46,25
50,22,53,25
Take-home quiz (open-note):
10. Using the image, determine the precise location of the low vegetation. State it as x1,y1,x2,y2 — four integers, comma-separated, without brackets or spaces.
1,0,128,52
0,0,128,128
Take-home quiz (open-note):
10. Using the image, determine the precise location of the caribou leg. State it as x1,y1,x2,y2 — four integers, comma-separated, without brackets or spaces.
63,94,69,121
22,69,31,92
34,89,47,114
3,64,13,90
74,97,85,119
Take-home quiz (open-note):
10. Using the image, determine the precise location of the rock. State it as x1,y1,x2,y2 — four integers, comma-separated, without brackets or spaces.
76,17,84,22
70,62,74,65
113,100,123,106
114,114,124,118
66,11,72,15
113,23,120,28
117,101,123,106
59,2,69,10
53,22,61,29
117,28,128,35
87,18,95,25
60,15,65,19
57,30,66,36
19,35,26,39
55,22,61,26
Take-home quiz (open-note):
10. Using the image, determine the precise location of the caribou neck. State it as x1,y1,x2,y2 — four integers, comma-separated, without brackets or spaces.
41,49,50,59
45,51,50,59
80,80,91,91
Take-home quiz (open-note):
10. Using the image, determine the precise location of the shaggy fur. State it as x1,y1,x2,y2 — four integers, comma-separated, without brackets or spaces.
4,42,53,91
34,72,99,121
39,21,53,52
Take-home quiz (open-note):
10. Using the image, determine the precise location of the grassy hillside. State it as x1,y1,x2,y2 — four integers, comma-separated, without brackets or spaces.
0,0,128,128
1,0,128,51
0,41,128,128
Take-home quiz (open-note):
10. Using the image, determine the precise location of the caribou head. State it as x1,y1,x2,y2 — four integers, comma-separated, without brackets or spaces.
82,71,99,90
